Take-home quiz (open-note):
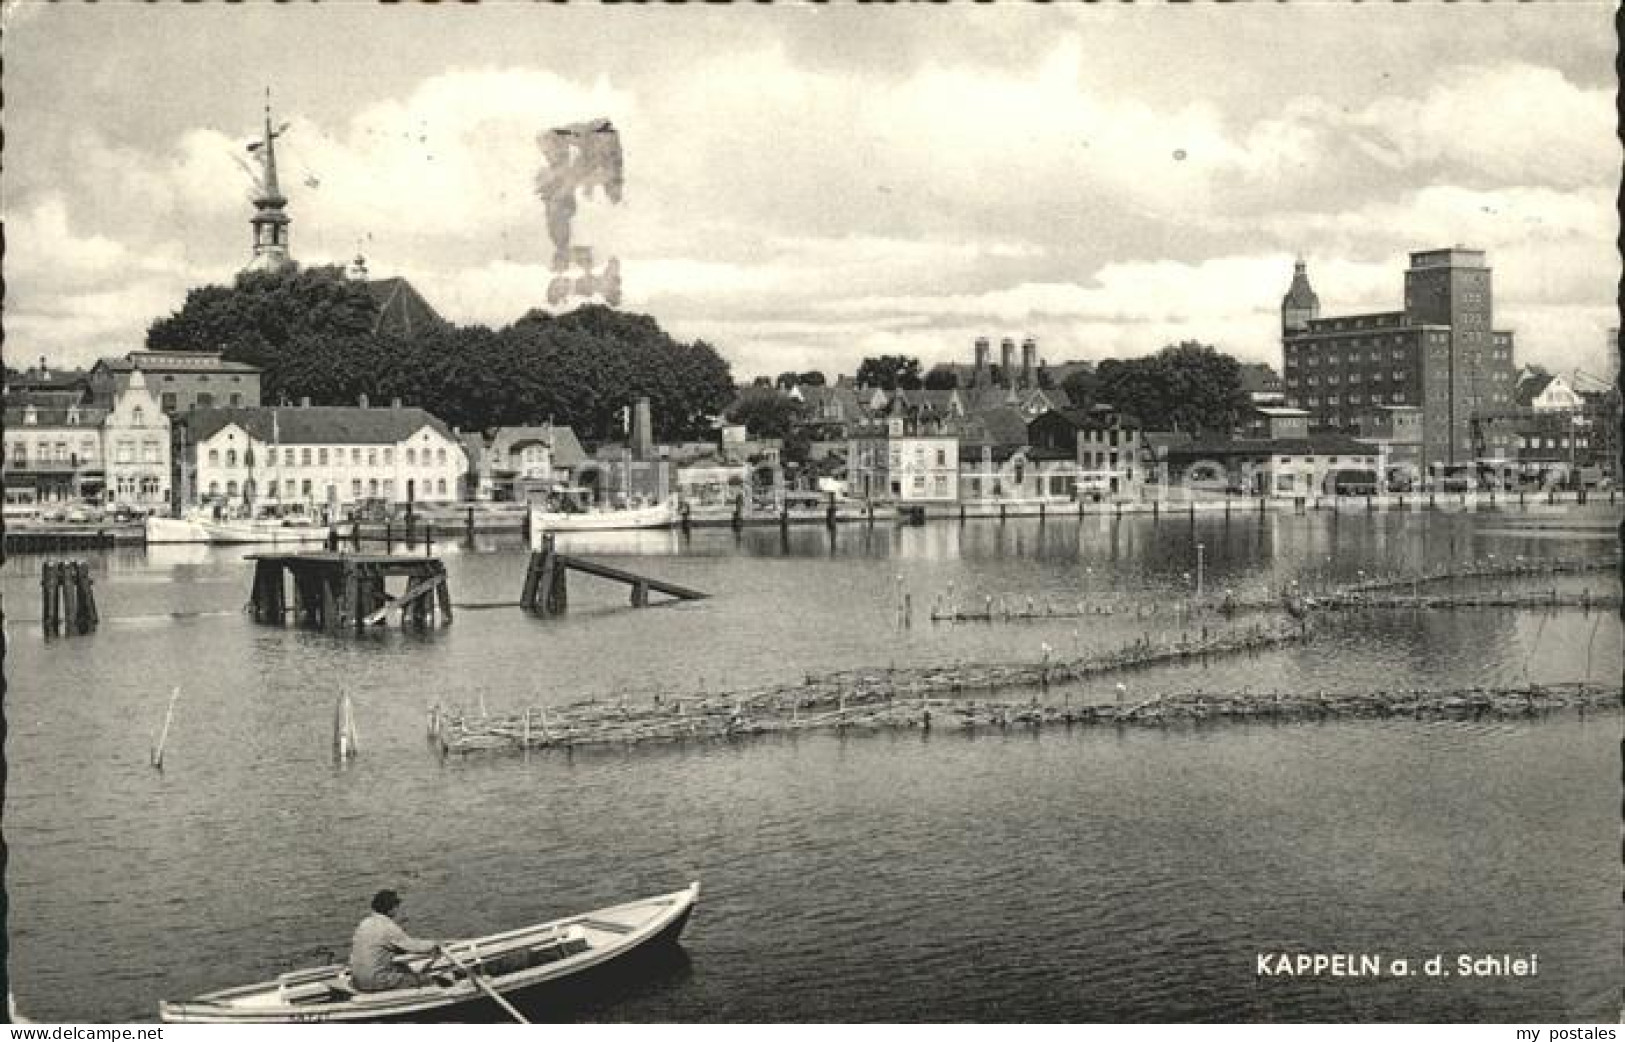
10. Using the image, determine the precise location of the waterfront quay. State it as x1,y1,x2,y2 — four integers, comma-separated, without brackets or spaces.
3,506,1620,1023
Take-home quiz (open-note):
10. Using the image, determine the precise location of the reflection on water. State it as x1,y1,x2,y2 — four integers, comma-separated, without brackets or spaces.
3,508,1620,1022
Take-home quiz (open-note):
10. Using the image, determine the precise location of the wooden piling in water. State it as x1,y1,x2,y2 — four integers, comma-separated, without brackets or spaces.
151,686,181,769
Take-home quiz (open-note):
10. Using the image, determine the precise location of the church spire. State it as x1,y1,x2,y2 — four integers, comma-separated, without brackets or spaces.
1281,254,1319,335
244,89,294,275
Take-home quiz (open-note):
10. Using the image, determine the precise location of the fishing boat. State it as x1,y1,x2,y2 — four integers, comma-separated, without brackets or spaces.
528,497,678,542
146,505,341,545
159,882,699,1024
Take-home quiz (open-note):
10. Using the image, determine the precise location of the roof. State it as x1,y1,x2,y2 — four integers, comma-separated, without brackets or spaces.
1078,404,1145,429
489,425,587,468
4,404,108,428
1239,363,1283,394
1513,372,1556,407
6,366,92,391
362,278,447,337
1166,434,1378,460
1142,431,1193,454
4,388,90,408
1567,369,1615,396
949,406,1030,449
185,405,457,446
1282,260,1320,310
99,351,262,375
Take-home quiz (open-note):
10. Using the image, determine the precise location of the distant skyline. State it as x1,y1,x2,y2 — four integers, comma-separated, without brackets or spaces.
4,3,1617,379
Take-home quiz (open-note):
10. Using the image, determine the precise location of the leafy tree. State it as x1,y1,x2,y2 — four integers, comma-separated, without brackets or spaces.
775,372,800,390
147,274,735,440
923,366,960,390
1095,341,1248,434
856,354,923,391
798,371,827,387
1061,366,1099,411
725,387,804,441
1035,363,1055,390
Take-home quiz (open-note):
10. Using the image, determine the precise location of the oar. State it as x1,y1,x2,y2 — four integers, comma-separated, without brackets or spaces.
437,945,530,1024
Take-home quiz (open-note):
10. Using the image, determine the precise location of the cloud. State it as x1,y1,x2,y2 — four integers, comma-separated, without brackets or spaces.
1347,64,1614,190
3,35,1614,384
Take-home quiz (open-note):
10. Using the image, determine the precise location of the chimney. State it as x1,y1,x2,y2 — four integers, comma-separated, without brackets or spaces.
1000,337,1016,387
1021,336,1036,390
973,337,990,386
38,356,48,379
631,396,654,462
358,393,369,409
300,396,311,408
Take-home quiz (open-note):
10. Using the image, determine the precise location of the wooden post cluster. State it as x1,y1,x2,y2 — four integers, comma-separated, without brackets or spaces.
520,534,705,615
248,552,451,633
40,560,98,636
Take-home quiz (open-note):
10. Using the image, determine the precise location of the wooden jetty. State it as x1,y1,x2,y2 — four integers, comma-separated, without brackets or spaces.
520,534,708,615
7,528,122,554
245,552,452,632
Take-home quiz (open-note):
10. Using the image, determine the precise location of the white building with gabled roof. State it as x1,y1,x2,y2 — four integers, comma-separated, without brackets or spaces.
185,401,467,511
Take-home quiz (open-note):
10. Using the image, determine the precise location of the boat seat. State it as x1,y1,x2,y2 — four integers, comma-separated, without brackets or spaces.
326,976,358,1002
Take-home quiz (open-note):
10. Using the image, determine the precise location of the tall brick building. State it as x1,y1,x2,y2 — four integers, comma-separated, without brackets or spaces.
1280,249,1517,468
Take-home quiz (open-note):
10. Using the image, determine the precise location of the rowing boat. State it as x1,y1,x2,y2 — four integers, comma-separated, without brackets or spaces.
159,882,699,1024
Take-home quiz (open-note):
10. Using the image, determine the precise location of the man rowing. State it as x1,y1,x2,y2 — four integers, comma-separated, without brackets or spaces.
350,889,442,992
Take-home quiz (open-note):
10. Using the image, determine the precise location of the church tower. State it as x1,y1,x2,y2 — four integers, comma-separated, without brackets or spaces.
1281,257,1319,335
243,92,294,275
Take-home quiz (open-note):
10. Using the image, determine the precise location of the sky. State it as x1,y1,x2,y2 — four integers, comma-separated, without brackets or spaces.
3,3,1618,381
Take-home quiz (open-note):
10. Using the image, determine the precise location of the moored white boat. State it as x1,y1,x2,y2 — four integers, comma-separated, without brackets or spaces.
528,499,678,544
198,516,333,546
159,882,699,1024
147,510,343,546
145,515,216,544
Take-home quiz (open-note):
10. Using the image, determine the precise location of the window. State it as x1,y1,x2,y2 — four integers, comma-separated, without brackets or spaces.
229,393,242,407
368,450,378,467
383,480,394,499
437,479,448,495
267,481,279,500
1327,374,1340,385
196,393,214,408
1327,395,1340,405
367,479,379,497
132,407,145,426
301,480,313,498
352,448,361,464
227,480,238,498
351,479,363,499
142,441,159,463
284,448,295,467
208,449,220,465
161,393,178,412
407,448,416,465
301,448,312,466
437,449,447,465
319,448,329,466
226,449,237,467
208,481,220,497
